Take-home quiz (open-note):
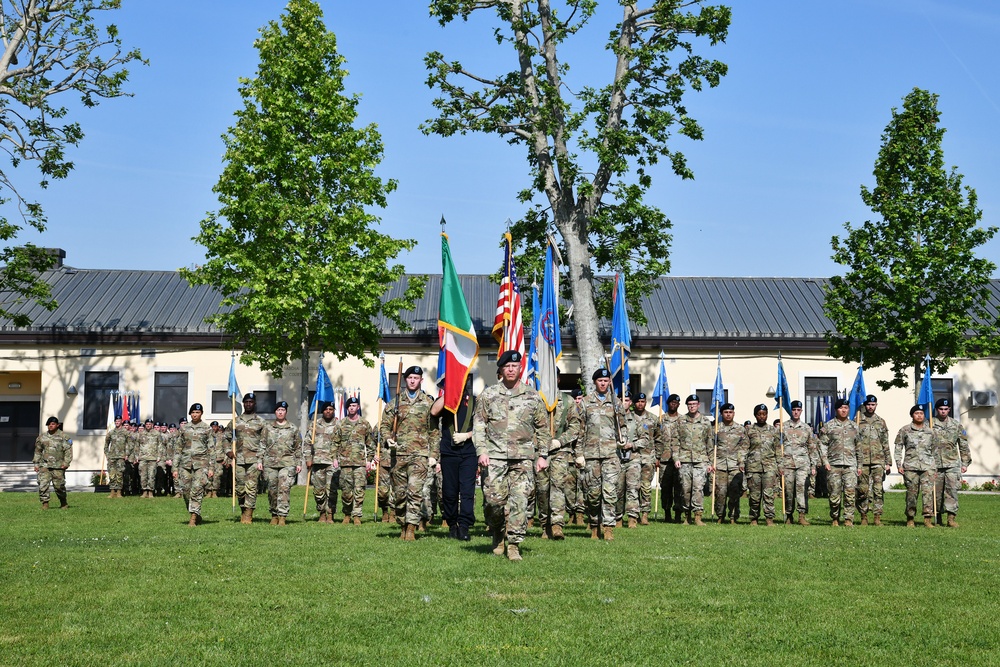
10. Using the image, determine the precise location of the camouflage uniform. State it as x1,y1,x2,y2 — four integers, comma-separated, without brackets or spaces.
780,419,818,519
855,412,891,519
621,408,658,521
380,390,436,526
656,413,681,521
672,412,713,519
421,464,442,524
537,396,580,531
104,426,129,492
745,421,779,522
163,429,182,496
819,417,858,523
894,422,936,521
175,420,217,517
226,412,268,511
136,427,162,493
306,416,339,518
933,417,971,520
577,392,627,528
712,421,747,521
376,437,395,518
473,379,548,546
33,430,72,506
336,417,374,519
263,420,303,518
209,429,227,496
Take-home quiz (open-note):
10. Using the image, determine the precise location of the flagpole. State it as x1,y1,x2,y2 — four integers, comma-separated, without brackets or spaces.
711,353,720,519
778,353,786,519
231,391,237,512
304,401,320,519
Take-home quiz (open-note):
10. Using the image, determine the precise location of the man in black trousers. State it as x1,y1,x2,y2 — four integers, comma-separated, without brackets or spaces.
432,377,477,541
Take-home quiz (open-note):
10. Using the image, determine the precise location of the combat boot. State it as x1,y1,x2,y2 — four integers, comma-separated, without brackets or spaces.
568,512,577,525
860,514,869,526
270,516,279,526
947,514,958,528
418,518,428,532
59,501,69,510
108,490,116,499
381,510,389,523
527,518,534,528
551,524,564,540
577,514,587,526
590,526,599,540
41,501,48,510
730,518,736,525
717,517,725,525
844,519,853,527
750,519,758,526
400,525,408,540
798,513,809,526
189,513,198,526
387,509,396,524
353,517,361,526
441,519,449,529
766,518,775,527
924,517,934,528
640,512,649,526
507,543,522,562
405,524,417,541
615,519,622,528
603,526,614,541
628,517,637,529
693,512,705,526
342,515,351,525
906,518,915,528
785,515,793,525
277,516,286,526
541,526,549,540
492,534,506,555
874,514,883,526
831,519,839,527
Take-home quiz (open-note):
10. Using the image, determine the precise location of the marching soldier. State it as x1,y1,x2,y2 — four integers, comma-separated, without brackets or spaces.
225,393,268,524
819,399,859,527
577,368,626,540
306,401,339,523
173,403,217,526
262,401,302,525
713,403,747,524
894,405,936,528
104,417,128,499
855,395,891,526
933,398,971,527
781,400,818,525
474,351,549,560
745,405,779,526
33,416,72,509
335,396,374,525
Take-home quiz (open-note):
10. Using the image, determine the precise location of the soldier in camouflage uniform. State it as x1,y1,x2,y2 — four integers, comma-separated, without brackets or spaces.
262,401,303,525
855,395,891,525
621,393,657,527
173,403,217,526
124,421,140,497
225,393,268,524
577,368,627,540
306,401,339,523
895,405,937,528
932,398,971,528
135,418,161,499
474,351,549,561
380,365,436,541
655,394,682,523
819,399,859,527
780,400,818,525
537,390,579,539
672,395,714,525
336,396,374,525
569,388,586,525
712,403,747,524
745,404,779,525
33,416,72,509
206,421,226,498
104,417,128,498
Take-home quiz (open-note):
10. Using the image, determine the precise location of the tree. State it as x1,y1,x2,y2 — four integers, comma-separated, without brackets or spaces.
182,0,424,412
0,0,143,324
824,88,999,391
423,0,729,383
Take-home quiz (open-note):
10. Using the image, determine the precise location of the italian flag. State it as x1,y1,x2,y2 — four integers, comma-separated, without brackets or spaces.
439,233,479,413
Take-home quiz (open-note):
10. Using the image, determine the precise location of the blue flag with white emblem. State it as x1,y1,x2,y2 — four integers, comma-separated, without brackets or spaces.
775,356,791,416
918,354,934,414
609,273,631,396
650,353,670,412
848,362,867,420
710,354,725,416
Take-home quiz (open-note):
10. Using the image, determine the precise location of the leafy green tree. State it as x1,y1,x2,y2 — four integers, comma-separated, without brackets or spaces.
824,87,999,390
183,0,423,409
423,0,729,382
0,0,143,324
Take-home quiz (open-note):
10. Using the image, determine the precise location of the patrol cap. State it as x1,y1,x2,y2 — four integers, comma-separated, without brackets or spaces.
45,416,59,425
667,394,681,403
910,405,925,416
404,365,423,377
275,401,289,410
497,350,521,367
210,421,219,427
593,368,611,381
188,403,203,414
834,398,849,409
635,392,647,401
685,394,699,403
754,403,768,414
790,400,803,409
935,398,951,409
570,388,583,398
345,396,359,406
864,394,878,404
721,402,734,411
242,392,256,401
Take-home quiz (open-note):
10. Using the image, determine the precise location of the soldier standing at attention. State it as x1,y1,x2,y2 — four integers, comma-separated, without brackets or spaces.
34,416,72,509
745,405,779,526
577,368,627,540
713,403,747,524
173,403,216,526
655,394,682,523
569,388,586,525
622,393,656,528
104,417,128,499
819,399,859,527
226,393,268,524
336,396,374,525
539,388,579,539
262,401,302,526
672,395,714,526
855,395,891,526
474,351,548,560
306,401,339,523
206,421,225,498
781,400,818,526
136,418,161,499
932,398,971,527
380,366,436,541
895,405,936,528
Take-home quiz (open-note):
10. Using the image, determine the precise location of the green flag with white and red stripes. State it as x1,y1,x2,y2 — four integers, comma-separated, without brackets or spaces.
438,233,479,413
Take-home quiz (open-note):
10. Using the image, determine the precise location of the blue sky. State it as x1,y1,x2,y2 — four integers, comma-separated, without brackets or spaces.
12,0,1000,278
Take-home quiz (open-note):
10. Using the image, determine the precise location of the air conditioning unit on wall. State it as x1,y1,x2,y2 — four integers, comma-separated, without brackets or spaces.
970,390,998,408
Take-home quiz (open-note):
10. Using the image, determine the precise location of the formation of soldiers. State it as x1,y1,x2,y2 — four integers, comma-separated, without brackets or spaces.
43,363,973,558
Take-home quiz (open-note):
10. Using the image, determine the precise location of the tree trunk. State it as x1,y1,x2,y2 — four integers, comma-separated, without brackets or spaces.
559,216,603,391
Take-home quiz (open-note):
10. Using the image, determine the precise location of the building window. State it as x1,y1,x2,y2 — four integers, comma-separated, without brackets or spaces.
932,378,954,414
804,376,838,431
211,390,241,415
253,391,277,415
154,372,188,425
83,371,119,430
695,388,728,414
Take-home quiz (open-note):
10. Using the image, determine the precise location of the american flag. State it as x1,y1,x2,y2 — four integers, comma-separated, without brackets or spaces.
492,232,526,381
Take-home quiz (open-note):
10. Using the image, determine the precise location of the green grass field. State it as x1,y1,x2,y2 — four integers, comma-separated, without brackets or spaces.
3,489,999,667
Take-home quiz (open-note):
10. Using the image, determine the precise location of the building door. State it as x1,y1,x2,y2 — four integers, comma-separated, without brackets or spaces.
0,401,41,462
